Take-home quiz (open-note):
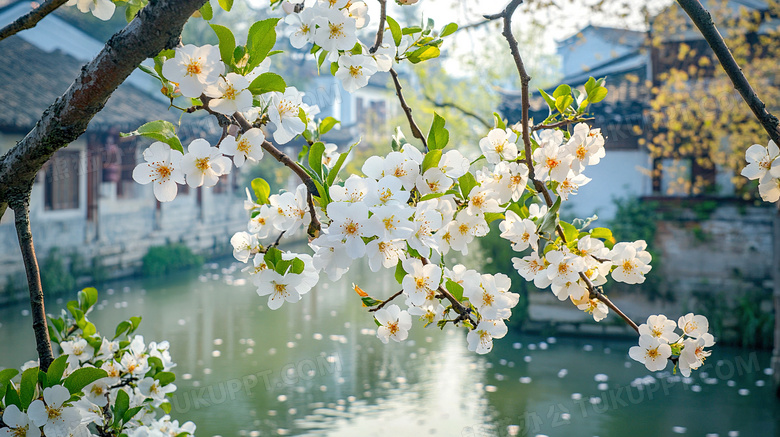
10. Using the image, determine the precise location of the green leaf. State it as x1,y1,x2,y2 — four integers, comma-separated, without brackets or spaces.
120,120,183,153
78,287,98,313
555,95,574,113
391,126,407,152
247,18,280,70
129,316,142,334
319,117,340,135
330,61,339,76
124,0,145,22
458,173,478,199
247,72,286,95
218,0,233,11
440,22,458,37
361,296,382,307
113,389,130,427
394,260,406,285
264,247,283,271
0,368,19,400
114,321,131,340
19,367,38,409
308,142,325,179
493,112,506,130
560,221,578,243
484,212,505,225
160,402,173,415
45,355,69,388
251,178,271,205
553,84,572,98
445,279,464,301
386,16,402,46
374,317,382,327
146,357,164,376
584,77,597,94
427,112,449,150
539,89,556,112
326,141,356,186
5,383,21,409
290,257,305,275
154,372,176,386
588,86,608,103
590,227,613,240
199,1,213,20
421,149,442,173
403,26,423,35
210,24,236,66
407,45,440,64
63,368,108,395
124,406,144,424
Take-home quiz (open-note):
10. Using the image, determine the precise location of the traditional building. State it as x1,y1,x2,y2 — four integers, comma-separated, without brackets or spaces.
0,2,244,299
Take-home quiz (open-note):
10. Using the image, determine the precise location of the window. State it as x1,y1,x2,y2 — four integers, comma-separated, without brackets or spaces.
45,150,80,210
658,158,692,196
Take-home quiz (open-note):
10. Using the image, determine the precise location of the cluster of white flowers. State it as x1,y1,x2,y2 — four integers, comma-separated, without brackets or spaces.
741,140,780,202
629,313,715,375
283,0,431,93
499,123,651,321
0,315,193,437
0,288,190,436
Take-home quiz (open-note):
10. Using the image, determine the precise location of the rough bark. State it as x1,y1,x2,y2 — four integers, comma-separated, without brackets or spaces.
11,195,54,371
0,0,69,42
0,0,208,221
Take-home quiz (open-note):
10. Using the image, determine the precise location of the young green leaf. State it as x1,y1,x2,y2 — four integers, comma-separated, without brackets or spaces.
199,1,213,20
19,367,37,409
407,45,440,64
248,72,286,95
120,120,183,153
218,0,233,11
386,16,402,46
210,24,236,66
493,112,506,130
421,149,442,173
309,142,326,179
394,260,406,285
458,172,478,199
319,117,340,135
251,178,271,205
440,22,459,37
427,112,449,150
247,18,281,69
64,368,108,395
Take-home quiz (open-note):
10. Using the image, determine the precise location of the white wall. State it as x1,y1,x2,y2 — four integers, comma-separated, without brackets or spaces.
563,150,652,221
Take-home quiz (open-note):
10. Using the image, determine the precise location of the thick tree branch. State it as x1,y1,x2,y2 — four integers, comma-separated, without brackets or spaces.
0,0,68,42
0,0,209,222
676,0,780,144
368,0,387,54
10,194,54,371
494,0,639,333
389,68,428,151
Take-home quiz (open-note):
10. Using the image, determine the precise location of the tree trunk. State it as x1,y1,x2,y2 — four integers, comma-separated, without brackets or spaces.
11,194,54,371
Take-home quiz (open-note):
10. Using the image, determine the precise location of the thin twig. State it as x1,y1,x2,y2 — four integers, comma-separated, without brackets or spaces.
389,68,428,151
420,257,477,328
198,97,322,234
676,0,780,144
369,0,387,54
0,0,68,42
368,290,404,312
422,91,491,128
532,117,595,132
10,194,54,371
494,0,639,333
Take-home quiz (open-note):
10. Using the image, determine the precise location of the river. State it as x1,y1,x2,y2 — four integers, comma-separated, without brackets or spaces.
0,258,777,437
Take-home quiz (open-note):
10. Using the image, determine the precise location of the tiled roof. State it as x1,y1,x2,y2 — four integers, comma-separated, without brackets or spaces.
0,36,183,133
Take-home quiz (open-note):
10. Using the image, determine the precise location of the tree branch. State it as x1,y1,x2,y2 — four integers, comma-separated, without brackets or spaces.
494,0,639,333
227,106,322,235
532,117,595,132
10,194,54,371
368,290,404,312
0,0,209,222
0,0,69,42
368,0,387,54
422,91,492,128
389,68,428,151
676,0,780,144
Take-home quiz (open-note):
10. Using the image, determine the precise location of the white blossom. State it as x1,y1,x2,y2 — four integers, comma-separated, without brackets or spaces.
629,334,671,371
220,128,265,168
132,142,185,202
181,139,232,188
161,45,222,98
467,320,508,354
375,304,412,343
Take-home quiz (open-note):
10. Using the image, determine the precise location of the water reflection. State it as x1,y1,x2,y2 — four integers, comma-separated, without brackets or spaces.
0,258,778,437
